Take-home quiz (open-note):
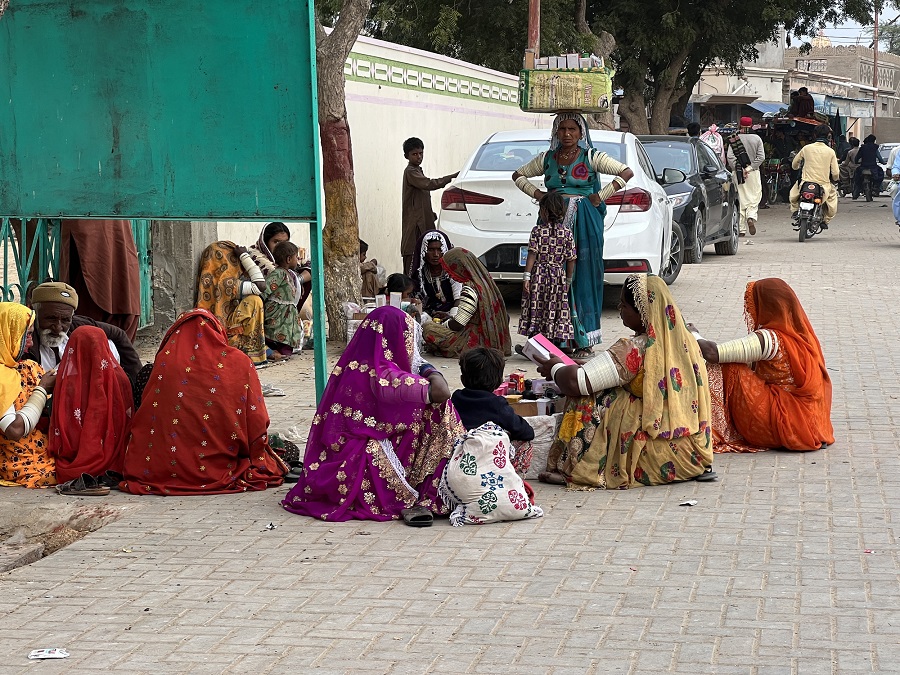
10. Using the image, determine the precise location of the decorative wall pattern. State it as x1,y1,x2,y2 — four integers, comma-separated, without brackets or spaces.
344,52,520,106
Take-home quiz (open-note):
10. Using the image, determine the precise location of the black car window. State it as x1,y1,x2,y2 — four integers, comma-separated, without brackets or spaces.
471,139,624,171
696,142,721,171
643,141,694,176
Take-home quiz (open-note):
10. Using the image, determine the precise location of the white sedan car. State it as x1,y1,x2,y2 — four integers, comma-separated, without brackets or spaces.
437,129,682,285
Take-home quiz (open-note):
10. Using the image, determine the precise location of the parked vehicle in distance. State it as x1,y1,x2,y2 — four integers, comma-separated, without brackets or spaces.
638,135,739,264
437,129,684,285
878,142,899,177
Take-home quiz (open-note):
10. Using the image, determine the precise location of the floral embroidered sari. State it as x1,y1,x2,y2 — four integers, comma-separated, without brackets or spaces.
50,326,134,483
548,275,713,489
120,309,286,495
283,306,465,521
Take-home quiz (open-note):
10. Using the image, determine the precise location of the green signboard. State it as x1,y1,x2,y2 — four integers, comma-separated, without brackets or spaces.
0,0,319,220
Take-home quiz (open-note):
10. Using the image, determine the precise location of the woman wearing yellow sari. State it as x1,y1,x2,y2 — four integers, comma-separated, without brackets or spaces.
535,274,715,489
195,242,267,365
0,303,56,488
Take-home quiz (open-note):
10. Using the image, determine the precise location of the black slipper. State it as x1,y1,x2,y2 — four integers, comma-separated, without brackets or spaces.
694,467,718,482
401,506,433,527
283,468,303,483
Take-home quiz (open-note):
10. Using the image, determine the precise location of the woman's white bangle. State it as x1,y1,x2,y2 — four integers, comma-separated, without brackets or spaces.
523,271,532,280
549,362,566,382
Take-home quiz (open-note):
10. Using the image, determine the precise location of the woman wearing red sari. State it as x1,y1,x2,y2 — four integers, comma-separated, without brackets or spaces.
120,309,286,495
698,278,834,452
50,327,134,484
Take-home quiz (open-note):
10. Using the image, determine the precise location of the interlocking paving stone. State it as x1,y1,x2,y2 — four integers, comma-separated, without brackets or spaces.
2,201,900,672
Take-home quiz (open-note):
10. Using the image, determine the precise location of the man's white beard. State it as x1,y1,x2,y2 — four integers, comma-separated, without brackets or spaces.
41,329,66,349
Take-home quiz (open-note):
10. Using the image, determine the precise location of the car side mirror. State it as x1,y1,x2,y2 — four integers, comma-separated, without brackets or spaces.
661,168,687,185
701,164,718,175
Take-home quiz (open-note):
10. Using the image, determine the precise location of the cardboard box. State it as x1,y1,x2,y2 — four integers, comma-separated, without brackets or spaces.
521,334,576,366
566,53,580,69
510,397,562,417
518,68,614,113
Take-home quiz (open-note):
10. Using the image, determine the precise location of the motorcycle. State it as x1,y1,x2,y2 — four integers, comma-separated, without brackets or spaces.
794,180,826,242
861,168,875,202
764,158,792,204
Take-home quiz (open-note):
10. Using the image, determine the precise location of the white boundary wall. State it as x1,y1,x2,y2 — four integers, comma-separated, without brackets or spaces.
217,34,550,274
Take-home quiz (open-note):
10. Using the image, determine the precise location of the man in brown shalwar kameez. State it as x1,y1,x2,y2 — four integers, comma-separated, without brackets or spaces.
401,137,458,274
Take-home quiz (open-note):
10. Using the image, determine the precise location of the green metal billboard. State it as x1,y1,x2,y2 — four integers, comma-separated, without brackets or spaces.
0,0,319,220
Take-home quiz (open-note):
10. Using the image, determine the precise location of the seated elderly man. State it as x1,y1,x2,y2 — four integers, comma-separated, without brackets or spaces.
24,282,142,383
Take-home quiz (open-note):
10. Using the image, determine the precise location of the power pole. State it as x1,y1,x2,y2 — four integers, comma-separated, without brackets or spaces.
528,0,540,55
874,4,880,135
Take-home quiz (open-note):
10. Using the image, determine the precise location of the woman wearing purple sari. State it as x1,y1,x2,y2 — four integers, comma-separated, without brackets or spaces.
282,306,464,524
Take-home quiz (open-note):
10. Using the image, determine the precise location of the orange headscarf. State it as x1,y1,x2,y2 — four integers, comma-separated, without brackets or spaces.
735,279,834,449
0,303,35,411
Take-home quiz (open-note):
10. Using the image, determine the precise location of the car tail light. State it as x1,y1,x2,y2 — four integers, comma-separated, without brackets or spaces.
605,260,651,273
440,187,505,211
604,188,652,212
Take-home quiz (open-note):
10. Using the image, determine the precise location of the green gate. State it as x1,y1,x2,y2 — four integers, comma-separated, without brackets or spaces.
130,220,153,329
0,219,153,329
0,218,61,303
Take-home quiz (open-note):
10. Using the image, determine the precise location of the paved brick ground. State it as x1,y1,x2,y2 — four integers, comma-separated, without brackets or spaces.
2,198,900,674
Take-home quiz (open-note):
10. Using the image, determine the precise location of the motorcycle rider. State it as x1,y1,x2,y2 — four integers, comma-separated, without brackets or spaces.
790,124,839,229
892,149,900,229
853,134,885,199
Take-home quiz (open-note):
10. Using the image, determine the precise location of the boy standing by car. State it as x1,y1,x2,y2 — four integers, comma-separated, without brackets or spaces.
401,137,458,273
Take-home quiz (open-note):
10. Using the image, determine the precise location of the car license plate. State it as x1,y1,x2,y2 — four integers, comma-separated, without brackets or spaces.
518,245,529,267
799,203,814,210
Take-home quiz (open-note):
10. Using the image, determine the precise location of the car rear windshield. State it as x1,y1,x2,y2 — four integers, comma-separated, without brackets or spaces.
642,141,694,175
471,140,624,171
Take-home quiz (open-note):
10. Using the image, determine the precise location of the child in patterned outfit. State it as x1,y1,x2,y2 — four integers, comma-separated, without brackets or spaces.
519,191,576,347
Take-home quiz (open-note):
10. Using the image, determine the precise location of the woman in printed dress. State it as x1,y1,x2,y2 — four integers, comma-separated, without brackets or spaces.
535,274,715,489
512,112,634,354
421,248,511,358
248,222,313,308
698,278,834,452
120,309,286,495
283,306,465,522
0,303,56,488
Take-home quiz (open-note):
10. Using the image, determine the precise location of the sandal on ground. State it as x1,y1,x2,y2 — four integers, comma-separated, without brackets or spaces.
56,473,111,496
693,467,719,482
98,471,124,489
401,506,433,527
573,348,593,358
747,219,757,235
514,344,526,357
283,468,303,483
538,471,567,486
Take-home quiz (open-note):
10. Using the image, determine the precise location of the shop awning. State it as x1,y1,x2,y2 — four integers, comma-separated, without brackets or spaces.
691,93,759,105
748,100,787,115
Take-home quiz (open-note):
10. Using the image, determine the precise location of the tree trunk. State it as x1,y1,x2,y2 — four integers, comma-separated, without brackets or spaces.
315,0,372,341
647,47,690,135
618,90,650,135
575,0,616,130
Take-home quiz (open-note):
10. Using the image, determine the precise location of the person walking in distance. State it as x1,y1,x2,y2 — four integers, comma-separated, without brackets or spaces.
401,137,458,274
725,117,765,237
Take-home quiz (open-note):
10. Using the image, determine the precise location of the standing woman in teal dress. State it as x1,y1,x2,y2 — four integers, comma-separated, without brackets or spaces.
512,113,633,355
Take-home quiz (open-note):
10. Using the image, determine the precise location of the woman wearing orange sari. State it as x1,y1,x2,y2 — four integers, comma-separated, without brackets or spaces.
698,278,834,452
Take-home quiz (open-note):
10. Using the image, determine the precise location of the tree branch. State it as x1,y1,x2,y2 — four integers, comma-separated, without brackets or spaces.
319,0,371,60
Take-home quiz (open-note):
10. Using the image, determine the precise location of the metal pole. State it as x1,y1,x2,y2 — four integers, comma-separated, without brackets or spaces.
527,0,540,55
874,5,880,135
306,0,328,401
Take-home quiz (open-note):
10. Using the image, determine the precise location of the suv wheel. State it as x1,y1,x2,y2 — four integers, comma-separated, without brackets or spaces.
660,221,684,285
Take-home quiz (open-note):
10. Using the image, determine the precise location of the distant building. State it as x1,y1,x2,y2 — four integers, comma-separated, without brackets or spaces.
784,41,900,139
689,31,789,126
